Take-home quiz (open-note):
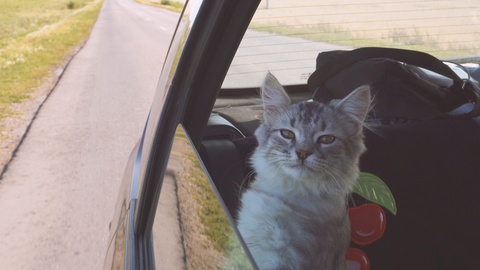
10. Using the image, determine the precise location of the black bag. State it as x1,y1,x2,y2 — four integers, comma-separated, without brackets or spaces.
307,47,480,120
307,48,480,270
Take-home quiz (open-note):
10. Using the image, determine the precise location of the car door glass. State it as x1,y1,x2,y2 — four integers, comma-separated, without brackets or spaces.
151,125,255,269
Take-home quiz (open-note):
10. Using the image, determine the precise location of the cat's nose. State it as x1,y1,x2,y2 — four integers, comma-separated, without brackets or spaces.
296,151,312,161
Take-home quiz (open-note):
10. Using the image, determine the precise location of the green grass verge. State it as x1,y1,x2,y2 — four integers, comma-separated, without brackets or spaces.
134,0,184,13
0,0,103,122
175,128,252,268
185,149,233,254
185,150,253,269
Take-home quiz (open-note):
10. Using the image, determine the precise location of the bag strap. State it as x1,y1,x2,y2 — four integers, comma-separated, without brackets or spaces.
307,47,464,91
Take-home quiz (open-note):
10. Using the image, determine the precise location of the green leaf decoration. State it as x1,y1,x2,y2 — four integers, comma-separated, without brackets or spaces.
353,172,397,216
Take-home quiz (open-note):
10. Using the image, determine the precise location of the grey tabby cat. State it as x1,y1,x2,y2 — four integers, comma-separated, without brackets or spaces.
237,72,370,270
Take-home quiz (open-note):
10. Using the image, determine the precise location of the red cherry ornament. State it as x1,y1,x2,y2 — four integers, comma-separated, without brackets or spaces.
348,203,386,246
346,248,370,270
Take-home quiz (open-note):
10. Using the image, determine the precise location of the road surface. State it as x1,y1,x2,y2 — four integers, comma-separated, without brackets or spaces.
0,0,179,268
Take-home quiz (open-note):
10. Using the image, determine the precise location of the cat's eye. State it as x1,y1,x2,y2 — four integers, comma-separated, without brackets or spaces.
317,135,336,144
280,129,295,140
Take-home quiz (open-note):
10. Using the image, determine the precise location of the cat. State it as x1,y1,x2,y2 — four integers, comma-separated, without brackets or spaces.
236,72,370,270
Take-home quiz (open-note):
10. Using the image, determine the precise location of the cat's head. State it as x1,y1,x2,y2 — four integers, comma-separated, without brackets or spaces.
252,72,370,195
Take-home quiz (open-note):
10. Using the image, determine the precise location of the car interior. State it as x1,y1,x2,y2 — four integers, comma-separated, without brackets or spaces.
195,0,480,268
200,105,480,268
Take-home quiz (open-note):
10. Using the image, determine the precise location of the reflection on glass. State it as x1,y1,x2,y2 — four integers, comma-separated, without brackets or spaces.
151,125,254,270
222,0,480,89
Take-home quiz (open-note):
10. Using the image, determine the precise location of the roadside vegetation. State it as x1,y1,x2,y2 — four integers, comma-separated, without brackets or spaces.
184,148,232,254
135,0,184,13
0,0,103,123
184,144,252,269
172,126,251,268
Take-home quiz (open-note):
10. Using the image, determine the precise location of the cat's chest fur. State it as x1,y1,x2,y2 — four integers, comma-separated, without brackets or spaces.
237,182,350,269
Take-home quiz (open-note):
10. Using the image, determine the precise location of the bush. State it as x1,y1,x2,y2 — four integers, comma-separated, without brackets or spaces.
66,1,75,9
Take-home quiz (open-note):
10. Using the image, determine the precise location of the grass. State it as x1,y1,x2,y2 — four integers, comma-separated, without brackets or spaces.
184,150,253,269
134,0,184,13
0,0,103,122
184,149,233,254
174,128,252,269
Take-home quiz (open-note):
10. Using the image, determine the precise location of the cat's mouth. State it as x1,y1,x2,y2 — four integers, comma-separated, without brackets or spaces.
286,161,316,174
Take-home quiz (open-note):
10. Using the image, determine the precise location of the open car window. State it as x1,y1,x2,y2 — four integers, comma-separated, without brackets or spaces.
201,1,480,269
222,0,480,89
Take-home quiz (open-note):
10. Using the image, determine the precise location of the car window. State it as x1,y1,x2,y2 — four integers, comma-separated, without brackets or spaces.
222,0,480,89
209,1,480,267
151,125,255,269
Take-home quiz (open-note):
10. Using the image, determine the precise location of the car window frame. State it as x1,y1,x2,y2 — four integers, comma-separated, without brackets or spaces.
130,0,262,268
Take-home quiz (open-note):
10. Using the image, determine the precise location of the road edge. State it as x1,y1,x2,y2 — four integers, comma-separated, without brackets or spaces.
0,43,87,179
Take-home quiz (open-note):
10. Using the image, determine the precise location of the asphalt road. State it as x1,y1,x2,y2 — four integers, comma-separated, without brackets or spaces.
0,0,179,269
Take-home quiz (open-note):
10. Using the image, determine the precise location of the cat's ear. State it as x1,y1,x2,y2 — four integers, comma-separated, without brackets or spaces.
261,72,291,121
335,85,371,123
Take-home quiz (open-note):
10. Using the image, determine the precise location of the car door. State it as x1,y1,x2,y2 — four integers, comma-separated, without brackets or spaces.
105,0,480,269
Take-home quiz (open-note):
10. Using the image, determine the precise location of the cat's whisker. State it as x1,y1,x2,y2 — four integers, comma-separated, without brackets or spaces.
322,168,344,193
237,170,256,197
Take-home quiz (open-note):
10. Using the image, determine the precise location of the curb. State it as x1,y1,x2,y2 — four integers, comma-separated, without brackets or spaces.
0,0,104,180
0,42,87,180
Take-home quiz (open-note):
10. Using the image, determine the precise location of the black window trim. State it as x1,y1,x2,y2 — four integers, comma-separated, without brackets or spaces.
131,0,262,269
